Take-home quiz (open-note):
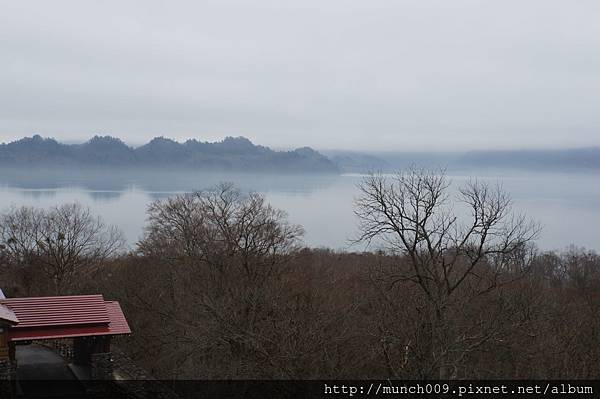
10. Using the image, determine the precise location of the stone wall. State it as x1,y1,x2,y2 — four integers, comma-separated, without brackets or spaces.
0,359,15,380
0,361,14,399
90,352,113,380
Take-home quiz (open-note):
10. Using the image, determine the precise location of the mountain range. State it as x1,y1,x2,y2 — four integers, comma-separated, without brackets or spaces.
330,148,600,172
1,135,598,173
0,135,339,173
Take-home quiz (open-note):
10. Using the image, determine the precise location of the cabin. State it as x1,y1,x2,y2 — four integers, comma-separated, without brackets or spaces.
0,293,130,382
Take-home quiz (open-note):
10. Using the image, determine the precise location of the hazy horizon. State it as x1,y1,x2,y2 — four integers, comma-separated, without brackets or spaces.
3,133,600,155
2,0,599,152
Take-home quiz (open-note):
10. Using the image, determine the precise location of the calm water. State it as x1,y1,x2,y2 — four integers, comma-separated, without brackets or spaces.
0,168,599,252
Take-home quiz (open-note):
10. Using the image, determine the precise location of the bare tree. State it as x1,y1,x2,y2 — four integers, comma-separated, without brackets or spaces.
139,182,303,264
0,203,125,294
136,183,305,377
354,167,540,378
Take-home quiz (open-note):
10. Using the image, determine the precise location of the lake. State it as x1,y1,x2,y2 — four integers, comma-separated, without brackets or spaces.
0,168,599,252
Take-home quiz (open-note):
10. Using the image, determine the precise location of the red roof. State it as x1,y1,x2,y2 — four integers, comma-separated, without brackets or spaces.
0,295,109,327
6,324,113,341
0,294,130,341
0,304,19,325
106,301,131,335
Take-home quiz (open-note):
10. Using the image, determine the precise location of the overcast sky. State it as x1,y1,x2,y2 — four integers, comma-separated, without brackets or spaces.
1,0,599,151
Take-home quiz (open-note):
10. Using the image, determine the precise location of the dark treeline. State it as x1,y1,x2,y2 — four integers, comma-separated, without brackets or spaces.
1,171,599,379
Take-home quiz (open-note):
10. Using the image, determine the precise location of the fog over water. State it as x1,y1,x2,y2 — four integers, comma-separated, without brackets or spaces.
0,168,599,252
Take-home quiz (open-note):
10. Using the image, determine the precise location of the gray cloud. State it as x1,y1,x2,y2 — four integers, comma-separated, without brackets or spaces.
1,0,599,150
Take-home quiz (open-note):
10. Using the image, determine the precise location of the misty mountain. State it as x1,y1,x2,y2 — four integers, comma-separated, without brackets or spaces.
459,147,600,171
0,135,339,173
75,135,137,164
324,151,391,173
327,147,600,173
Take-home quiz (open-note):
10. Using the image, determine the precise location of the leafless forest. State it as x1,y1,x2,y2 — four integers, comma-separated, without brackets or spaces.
1,170,599,379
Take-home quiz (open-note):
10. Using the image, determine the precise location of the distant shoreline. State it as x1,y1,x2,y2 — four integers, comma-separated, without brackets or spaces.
2,134,599,173
0,135,340,174
328,147,600,173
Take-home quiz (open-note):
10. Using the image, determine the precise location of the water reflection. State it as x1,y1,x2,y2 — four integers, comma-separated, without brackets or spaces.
87,191,125,202
0,167,338,194
0,167,599,251
18,190,58,200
